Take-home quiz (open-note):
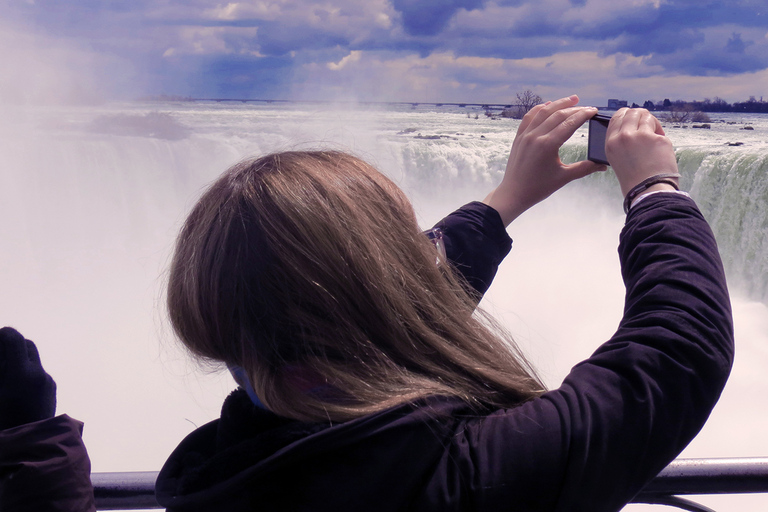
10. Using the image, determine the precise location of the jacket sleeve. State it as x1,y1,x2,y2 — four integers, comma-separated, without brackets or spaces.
0,415,96,512
432,194,734,512
430,201,512,298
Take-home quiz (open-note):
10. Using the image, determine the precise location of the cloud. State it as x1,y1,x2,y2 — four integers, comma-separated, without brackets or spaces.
291,48,666,105
600,27,705,56
3,0,768,102
726,32,751,53
645,28,768,75
168,53,295,98
327,50,363,70
163,26,260,56
392,0,487,36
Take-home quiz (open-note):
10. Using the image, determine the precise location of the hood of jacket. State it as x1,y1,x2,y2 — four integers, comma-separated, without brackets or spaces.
155,389,470,512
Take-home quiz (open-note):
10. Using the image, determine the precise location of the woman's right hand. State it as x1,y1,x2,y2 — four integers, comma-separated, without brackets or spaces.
483,95,606,226
605,108,679,197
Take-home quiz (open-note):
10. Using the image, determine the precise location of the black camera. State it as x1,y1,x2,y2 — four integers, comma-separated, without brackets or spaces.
587,113,612,165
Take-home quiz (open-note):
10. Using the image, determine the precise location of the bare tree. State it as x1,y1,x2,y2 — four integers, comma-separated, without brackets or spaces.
502,89,543,119
516,89,543,114
659,104,711,123
691,111,712,123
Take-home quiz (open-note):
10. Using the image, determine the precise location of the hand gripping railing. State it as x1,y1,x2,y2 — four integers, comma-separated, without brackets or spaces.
91,457,768,510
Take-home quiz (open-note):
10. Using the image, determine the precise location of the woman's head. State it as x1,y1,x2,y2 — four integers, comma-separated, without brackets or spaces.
168,150,543,421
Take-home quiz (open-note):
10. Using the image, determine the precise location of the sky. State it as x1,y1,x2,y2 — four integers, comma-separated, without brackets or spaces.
2,0,768,106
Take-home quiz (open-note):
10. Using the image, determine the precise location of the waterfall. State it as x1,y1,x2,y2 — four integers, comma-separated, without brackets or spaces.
680,147,768,301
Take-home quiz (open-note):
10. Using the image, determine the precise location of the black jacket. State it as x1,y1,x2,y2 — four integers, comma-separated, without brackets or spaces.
0,415,95,512
156,195,734,512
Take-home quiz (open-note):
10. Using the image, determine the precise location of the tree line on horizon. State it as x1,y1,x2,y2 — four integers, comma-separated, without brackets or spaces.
505,90,768,119
636,96,768,114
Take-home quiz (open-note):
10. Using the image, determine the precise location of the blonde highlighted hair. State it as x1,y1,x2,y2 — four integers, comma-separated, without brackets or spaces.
168,151,544,422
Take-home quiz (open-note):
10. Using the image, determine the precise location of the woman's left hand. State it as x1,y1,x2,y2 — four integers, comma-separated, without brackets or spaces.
0,327,57,430
484,95,607,225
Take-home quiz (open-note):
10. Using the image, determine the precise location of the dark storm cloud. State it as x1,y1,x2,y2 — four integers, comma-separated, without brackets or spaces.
392,0,487,36
197,54,294,98
521,0,768,57
600,28,705,57
148,52,295,98
725,32,751,53
655,0,768,29
648,33,768,75
254,22,352,56
456,38,582,60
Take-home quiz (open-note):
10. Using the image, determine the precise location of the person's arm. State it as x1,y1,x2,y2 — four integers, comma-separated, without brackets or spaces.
422,108,733,511
0,327,96,512
432,95,605,298
430,202,512,298
0,415,96,512
443,193,734,512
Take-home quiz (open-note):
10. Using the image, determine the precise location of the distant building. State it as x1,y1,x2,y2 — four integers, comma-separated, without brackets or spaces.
607,99,628,109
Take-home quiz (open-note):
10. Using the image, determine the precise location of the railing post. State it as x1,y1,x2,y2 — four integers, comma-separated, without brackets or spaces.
91,472,161,510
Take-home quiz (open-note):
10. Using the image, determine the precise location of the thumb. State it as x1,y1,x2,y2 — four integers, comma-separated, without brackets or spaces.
565,160,608,181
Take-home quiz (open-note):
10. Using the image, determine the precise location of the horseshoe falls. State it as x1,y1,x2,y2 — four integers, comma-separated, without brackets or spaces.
1,102,766,511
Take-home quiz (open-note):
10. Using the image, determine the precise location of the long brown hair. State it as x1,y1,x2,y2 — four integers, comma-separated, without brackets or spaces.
168,150,544,422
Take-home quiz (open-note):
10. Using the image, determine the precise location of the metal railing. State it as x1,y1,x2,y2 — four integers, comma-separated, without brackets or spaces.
92,457,768,511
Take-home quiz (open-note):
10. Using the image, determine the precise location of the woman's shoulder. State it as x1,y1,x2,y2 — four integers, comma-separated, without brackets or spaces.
155,393,482,510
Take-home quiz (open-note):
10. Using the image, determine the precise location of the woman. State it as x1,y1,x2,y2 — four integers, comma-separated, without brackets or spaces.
1,96,733,512
156,96,733,511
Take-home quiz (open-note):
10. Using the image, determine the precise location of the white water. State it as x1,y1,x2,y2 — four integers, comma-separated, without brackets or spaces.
1,102,766,510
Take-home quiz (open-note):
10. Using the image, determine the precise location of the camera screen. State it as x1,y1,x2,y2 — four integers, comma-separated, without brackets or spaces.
588,115,610,165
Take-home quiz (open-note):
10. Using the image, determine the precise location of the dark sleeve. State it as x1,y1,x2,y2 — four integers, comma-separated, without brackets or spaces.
424,194,735,512
0,415,96,512
431,201,512,298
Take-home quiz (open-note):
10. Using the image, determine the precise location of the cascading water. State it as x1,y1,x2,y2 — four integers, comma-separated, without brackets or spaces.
681,148,768,300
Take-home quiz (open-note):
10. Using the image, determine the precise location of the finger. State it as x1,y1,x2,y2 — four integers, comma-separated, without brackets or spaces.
619,108,643,132
517,102,547,134
539,95,580,120
639,111,660,134
608,107,629,134
539,106,598,143
526,95,579,132
638,111,664,135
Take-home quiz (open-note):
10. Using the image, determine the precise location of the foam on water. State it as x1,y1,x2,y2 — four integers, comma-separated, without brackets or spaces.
1,103,766,512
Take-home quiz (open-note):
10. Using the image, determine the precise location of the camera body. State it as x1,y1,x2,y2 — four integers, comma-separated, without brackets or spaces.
587,113,612,165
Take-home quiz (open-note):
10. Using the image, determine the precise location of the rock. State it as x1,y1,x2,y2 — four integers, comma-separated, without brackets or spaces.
741,126,755,130
726,142,744,146
415,134,457,140
692,124,711,129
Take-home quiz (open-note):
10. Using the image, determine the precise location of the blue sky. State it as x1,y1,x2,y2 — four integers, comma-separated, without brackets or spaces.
2,0,767,105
